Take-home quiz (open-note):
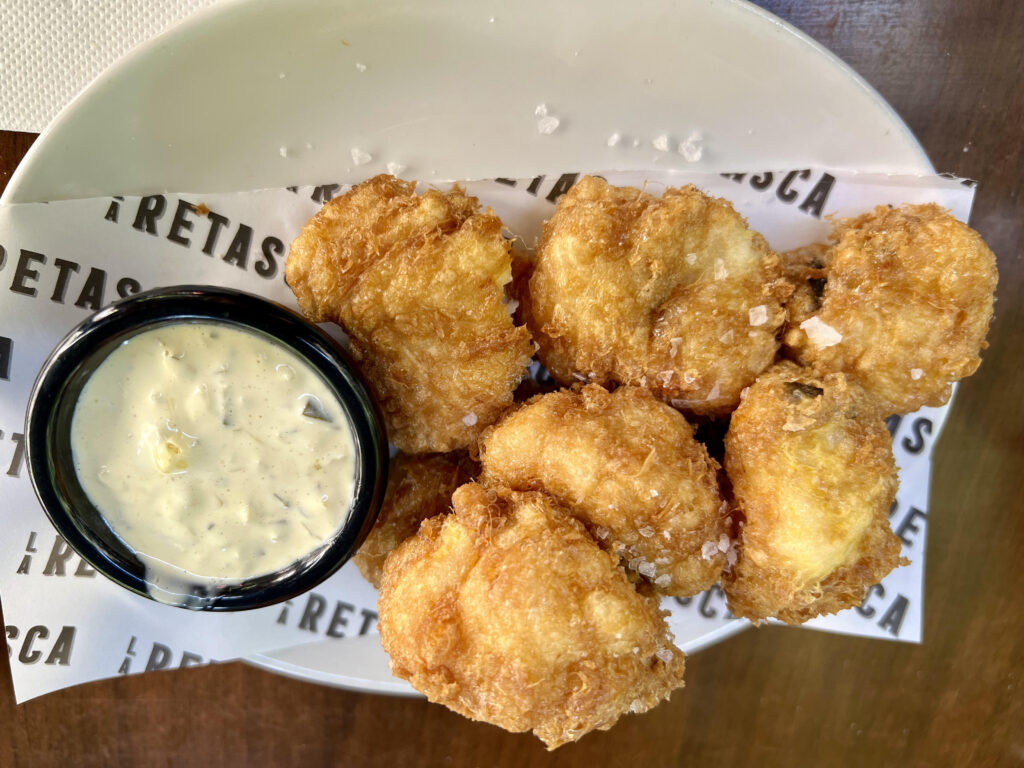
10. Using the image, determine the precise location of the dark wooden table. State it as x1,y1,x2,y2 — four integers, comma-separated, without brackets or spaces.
2,1,1022,765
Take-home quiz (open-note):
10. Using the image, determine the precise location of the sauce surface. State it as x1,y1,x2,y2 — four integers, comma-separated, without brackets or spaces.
70,321,357,589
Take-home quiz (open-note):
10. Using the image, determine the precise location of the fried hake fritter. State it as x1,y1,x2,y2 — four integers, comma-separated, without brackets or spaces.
353,452,477,588
378,483,686,749
285,175,534,453
723,362,903,624
783,204,998,414
479,384,727,597
522,176,788,417
781,242,831,331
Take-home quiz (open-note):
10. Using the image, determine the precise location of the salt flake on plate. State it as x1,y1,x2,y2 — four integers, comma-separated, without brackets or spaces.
678,130,703,162
537,115,560,134
350,148,372,165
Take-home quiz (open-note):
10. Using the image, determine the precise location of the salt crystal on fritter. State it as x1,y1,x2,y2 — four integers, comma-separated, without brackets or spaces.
504,298,520,315
650,489,659,498
683,371,697,384
713,258,728,280
654,574,672,588
701,541,719,560
748,305,768,326
707,382,721,400
655,648,674,663
685,252,697,265
594,526,610,540
719,330,734,344
462,412,478,426
800,317,843,348
911,368,924,380
726,546,738,568
670,337,683,356
639,526,655,538
350,148,372,165
718,534,730,553
637,561,657,578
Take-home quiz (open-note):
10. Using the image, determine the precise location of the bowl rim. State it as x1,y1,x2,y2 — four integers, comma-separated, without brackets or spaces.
24,284,388,611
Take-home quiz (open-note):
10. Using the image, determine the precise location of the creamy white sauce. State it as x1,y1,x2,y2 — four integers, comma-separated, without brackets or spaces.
70,321,357,598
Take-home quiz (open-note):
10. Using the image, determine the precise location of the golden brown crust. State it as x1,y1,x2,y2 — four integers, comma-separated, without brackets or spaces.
353,453,477,588
378,483,686,749
522,176,788,418
723,362,903,624
479,384,727,596
783,204,998,414
780,242,831,336
285,175,534,452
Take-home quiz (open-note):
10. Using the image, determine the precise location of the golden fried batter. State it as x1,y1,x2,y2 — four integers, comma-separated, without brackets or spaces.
479,385,727,596
781,242,831,331
286,175,534,452
353,453,477,588
378,483,686,749
783,204,998,414
723,362,903,624
522,176,788,417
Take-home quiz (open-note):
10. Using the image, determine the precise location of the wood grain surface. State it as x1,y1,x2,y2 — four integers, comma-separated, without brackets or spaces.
2,1,1022,765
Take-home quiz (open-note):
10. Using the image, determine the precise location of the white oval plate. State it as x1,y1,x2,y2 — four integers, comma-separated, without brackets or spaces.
4,0,930,694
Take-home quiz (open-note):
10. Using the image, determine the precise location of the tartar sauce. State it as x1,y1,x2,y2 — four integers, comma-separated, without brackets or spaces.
70,321,357,594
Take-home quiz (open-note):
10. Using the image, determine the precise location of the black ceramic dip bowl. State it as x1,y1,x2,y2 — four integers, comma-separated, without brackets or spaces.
25,285,388,611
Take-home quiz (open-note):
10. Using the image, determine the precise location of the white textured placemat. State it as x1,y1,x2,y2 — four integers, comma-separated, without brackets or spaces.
1,0,217,133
